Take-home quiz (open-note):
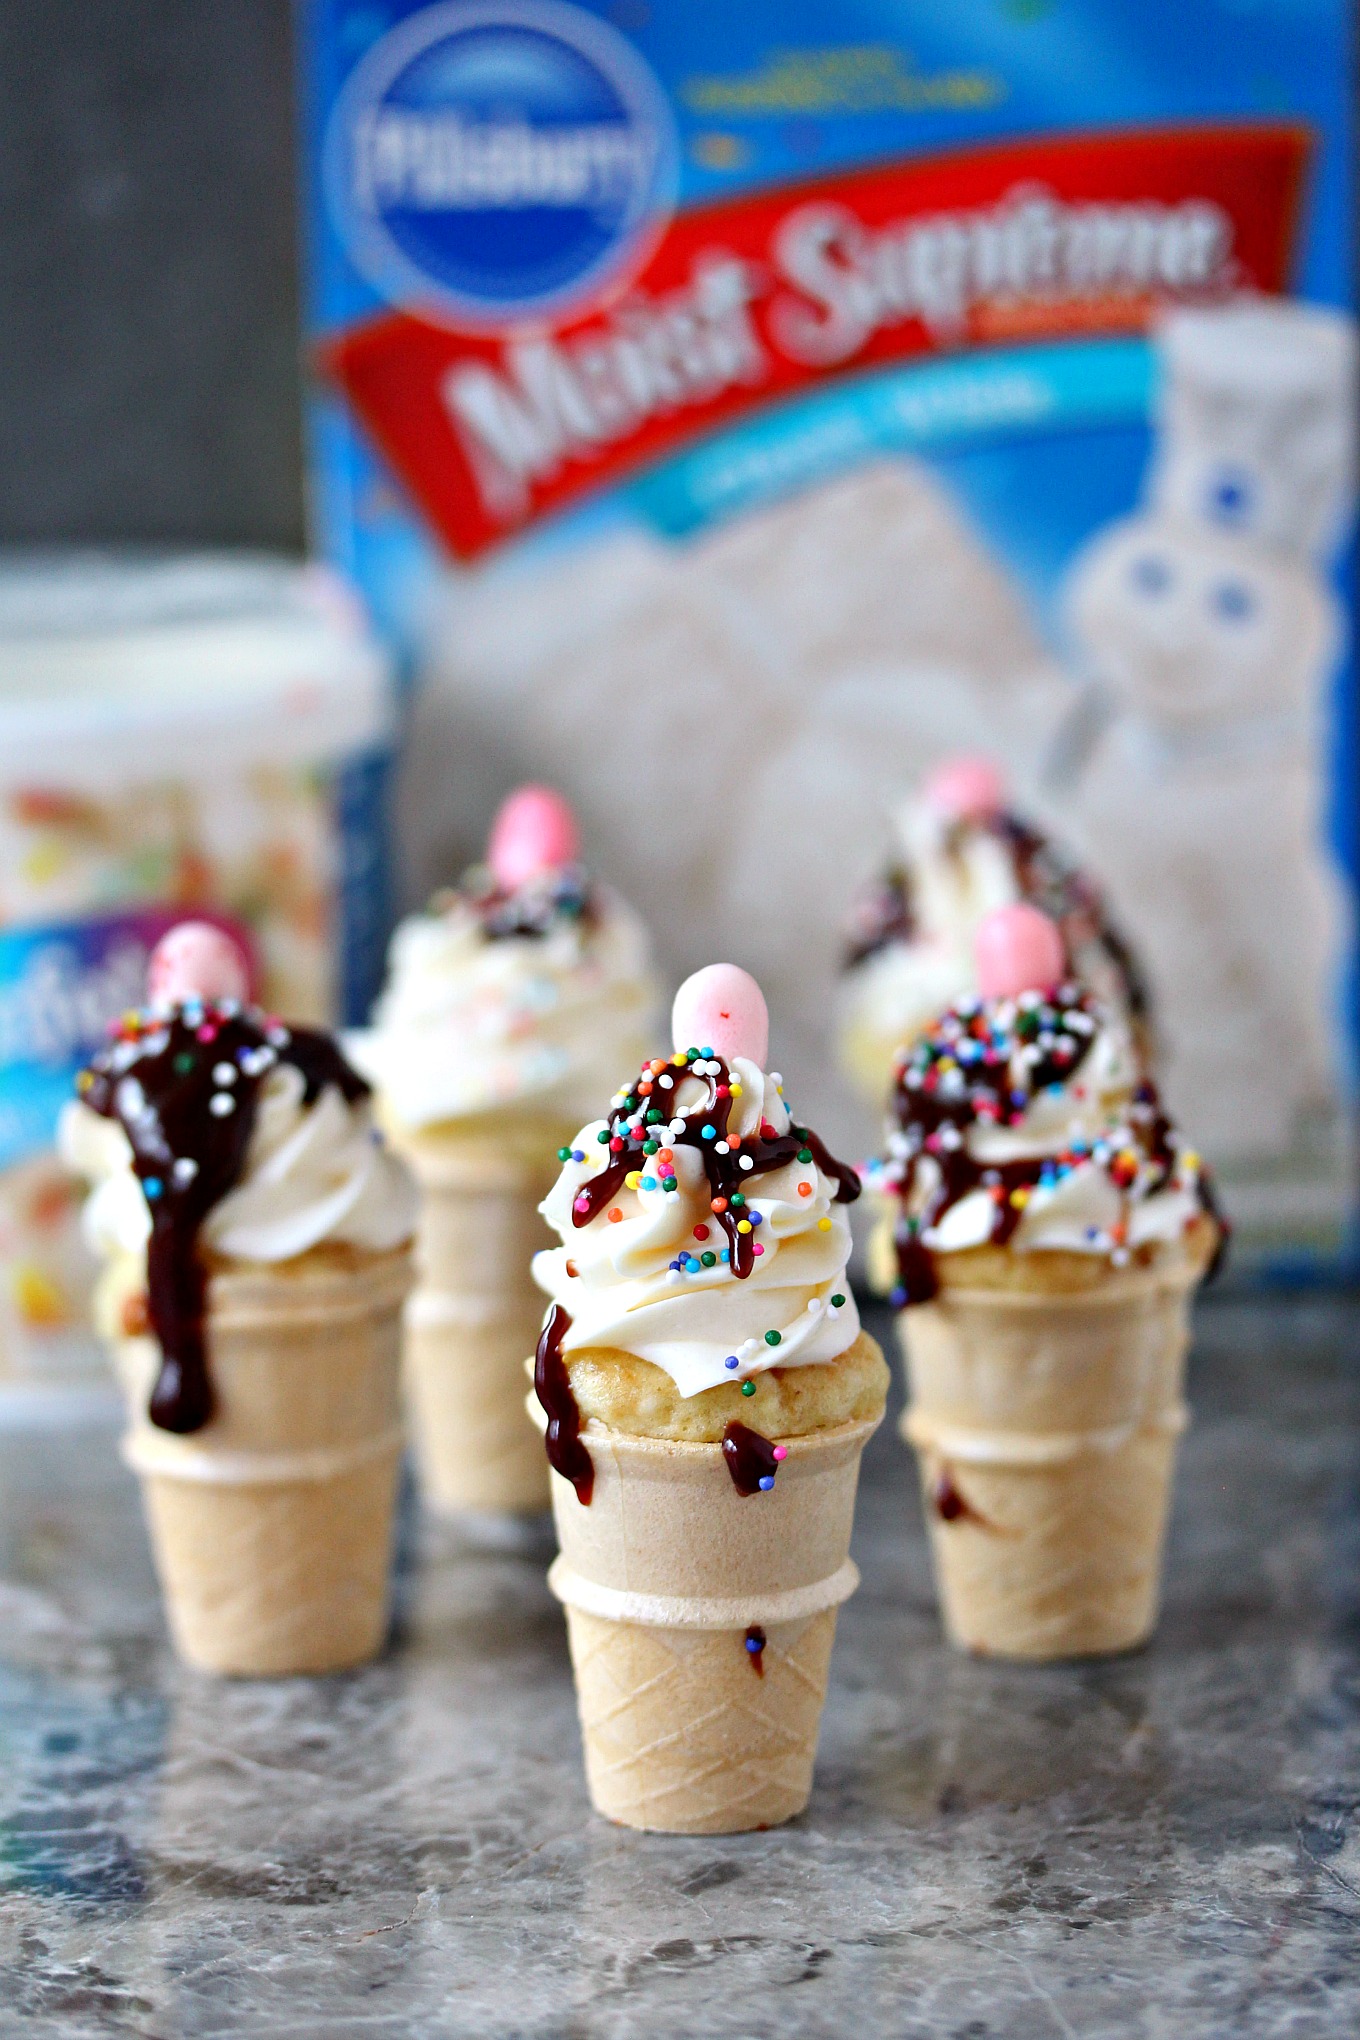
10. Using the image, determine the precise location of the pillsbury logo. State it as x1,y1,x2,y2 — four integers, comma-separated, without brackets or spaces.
325,0,677,331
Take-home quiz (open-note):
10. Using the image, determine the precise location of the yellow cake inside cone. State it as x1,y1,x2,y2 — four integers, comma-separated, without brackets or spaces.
532,965,887,1833
870,908,1224,1664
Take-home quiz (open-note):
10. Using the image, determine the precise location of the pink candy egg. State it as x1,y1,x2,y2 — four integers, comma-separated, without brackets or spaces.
487,784,581,890
671,964,769,1067
147,922,250,1007
922,755,1006,822
974,905,1066,1001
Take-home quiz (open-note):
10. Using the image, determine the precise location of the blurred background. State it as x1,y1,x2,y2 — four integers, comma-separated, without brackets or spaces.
0,0,1354,1408
0,0,302,552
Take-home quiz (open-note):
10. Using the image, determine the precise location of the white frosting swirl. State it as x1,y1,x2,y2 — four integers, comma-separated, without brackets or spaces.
840,802,1141,1101
533,1056,860,1398
873,997,1208,1267
60,1063,418,1266
348,883,658,1131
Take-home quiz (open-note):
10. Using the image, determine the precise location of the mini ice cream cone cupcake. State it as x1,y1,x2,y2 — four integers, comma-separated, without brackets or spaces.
531,965,888,1834
838,756,1150,1109
867,904,1224,1662
348,787,660,1517
61,921,418,1676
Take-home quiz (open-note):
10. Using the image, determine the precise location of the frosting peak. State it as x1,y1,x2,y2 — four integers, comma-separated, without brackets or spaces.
348,865,658,1132
65,996,416,1432
534,1044,862,1399
867,984,1223,1303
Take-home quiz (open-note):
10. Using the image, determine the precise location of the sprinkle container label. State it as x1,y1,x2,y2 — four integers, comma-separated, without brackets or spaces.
0,910,255,1171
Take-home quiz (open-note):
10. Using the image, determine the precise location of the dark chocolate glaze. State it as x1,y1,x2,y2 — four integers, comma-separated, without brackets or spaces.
744,1624,767,1676
932,1469,993,1528
533,1303,594,1505
78,1004,368,1435
722,1420,779,1497
571,1049,859,1280
884,988,1225,1304
844,809,1152,1034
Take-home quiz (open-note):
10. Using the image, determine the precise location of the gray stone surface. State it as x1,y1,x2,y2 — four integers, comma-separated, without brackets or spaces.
0,1293,1356,2038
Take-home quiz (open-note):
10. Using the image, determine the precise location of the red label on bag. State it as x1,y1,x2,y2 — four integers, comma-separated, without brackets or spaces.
319,122,1309,559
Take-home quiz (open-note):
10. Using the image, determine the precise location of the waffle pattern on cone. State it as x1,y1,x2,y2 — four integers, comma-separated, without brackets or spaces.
898,1264,1195,1660
566,1607,836,1833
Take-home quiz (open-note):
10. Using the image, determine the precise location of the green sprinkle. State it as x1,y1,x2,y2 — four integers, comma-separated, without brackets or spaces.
597,1130,610,1143
646,1110,662,1124
764,1330,781,1347
741,1379,756,1396
730,1192,745,1207
643,1140,659,1154
797,1147,812,1164
557,1147,572,1161
831,1294,846,1309
686,1046,699,1061
700,1251,716,1267
173,1052,196,1074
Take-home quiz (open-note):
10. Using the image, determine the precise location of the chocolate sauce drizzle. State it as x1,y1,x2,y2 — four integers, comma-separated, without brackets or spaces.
932,1469,993,1528
743,1625,767,1676
534,1303,594,1505
722,1420,779,1497
883,985,1225,1306
570,1048,859,1280
845,810,1151,1032
443,862,597,943
78,1003,369,1435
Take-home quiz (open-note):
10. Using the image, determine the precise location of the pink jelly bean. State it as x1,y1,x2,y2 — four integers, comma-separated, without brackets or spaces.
147,922,250,1007
486,785,581,890
974,904,1066,1000
671,964,769,1066
922,755,1006,822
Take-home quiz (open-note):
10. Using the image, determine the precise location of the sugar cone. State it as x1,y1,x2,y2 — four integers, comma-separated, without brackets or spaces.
392,1122,569,1515
897,1259,1200,1660
120,1245,413,1676
545,1411,881,1833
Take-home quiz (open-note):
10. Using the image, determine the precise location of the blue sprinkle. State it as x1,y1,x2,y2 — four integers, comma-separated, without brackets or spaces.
744,1633,763,1651
702,1046,713,1058
750,1210,762,1226
758,1475,775,1491
571,1149,585,1162
1011,1091,1028,1108
720,1249,730,1264
889,1285,908,1308
641,1176,657,1191
724,1355,739,1370
143,1177,163,1199
701,1124,716,1139
685,1256,700,1273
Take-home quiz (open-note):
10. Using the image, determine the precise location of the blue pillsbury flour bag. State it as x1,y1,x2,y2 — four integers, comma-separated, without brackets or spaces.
300,1,1355,1272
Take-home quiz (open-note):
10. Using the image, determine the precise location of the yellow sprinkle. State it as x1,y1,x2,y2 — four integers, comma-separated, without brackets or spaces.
1182,1149,1200,1170
76,1071,92,1093
1010,1187,1030,1208
671,1053,687,1066
817,1216,832,1231
625,1171,641,1190
736,1219,752,1234
730,1083,743,1097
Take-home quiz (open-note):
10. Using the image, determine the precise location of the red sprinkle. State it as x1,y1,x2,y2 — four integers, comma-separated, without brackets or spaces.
693,1224,710,1240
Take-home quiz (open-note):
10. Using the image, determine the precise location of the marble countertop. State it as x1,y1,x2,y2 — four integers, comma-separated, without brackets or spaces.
0,1293,1356,2039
